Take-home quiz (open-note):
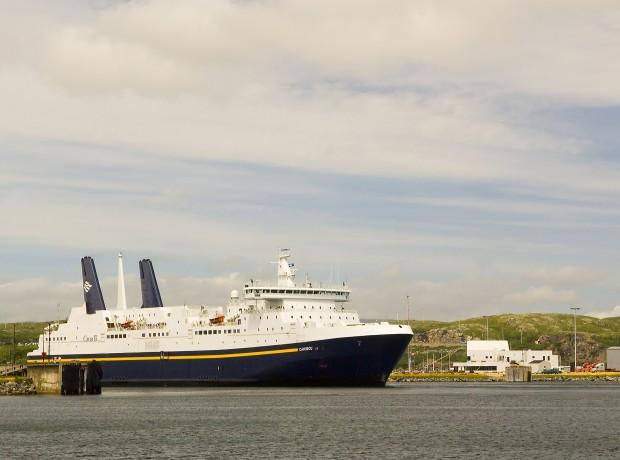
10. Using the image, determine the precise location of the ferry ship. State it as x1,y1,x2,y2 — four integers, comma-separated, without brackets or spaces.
27,250,412,386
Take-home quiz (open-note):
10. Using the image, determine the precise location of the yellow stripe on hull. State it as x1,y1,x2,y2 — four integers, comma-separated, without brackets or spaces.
27,347,298,364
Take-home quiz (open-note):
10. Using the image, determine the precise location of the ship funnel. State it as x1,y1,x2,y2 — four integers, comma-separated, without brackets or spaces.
81,256,106,314
139,259,164,308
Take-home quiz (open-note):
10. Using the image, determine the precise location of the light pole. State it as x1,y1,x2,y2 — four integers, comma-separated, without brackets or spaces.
570,307,580,371
406,296,412,372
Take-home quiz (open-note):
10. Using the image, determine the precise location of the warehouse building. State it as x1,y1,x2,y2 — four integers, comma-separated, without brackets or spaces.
452,340,559,372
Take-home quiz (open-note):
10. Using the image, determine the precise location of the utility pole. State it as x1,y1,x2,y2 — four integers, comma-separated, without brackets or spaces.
12,323,16,366
406,296,412,372
570,307,580,371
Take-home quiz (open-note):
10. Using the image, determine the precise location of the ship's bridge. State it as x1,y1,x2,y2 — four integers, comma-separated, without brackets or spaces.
243,249,350,301
244,286,350,301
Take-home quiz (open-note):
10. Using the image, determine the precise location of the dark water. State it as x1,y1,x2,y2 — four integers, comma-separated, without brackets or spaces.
2,383,620,459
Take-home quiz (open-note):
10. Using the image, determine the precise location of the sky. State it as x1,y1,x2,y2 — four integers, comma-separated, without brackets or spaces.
1,0,620,322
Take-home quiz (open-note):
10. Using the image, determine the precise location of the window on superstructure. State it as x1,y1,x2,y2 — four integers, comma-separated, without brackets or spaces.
123,334,126,338
142,333,145,337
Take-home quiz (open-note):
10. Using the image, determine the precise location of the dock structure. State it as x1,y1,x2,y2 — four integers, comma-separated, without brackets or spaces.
27,363,64,394
0,364,27,377
27,362,102,395
505,365,532,382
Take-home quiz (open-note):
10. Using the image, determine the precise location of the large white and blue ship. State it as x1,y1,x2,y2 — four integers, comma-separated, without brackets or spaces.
27,250,412,386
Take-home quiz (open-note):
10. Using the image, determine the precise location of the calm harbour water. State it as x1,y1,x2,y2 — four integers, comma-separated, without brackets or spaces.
2,382,620,459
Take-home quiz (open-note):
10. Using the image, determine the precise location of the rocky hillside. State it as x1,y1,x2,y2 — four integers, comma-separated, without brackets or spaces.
400,313,620,368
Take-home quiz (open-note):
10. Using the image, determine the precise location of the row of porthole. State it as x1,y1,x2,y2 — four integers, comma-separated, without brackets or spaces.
107,334,127,339
195,329,242,335
141,332,170,338
46,336,67,341
288,315,348,320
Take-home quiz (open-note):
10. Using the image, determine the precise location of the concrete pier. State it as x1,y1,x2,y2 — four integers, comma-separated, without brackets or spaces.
505,365,532,382
27,363,64,394
28,362,102,395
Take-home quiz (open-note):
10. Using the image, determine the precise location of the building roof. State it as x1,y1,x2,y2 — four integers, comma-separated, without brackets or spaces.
467,340,510,352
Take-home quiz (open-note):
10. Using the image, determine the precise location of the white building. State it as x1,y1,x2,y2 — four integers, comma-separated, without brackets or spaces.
607,347,620,371
452,340,559,372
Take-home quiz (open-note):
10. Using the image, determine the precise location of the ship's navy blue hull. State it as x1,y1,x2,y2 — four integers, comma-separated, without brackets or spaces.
31,333,411,386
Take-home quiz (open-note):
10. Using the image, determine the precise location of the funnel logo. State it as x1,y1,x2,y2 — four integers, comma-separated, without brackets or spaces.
83,281,92,293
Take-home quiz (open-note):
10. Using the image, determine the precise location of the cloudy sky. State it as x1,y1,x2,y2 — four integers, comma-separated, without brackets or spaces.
2,0,620,322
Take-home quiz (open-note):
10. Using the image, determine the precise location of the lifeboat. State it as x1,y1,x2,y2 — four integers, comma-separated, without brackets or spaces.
209,314,225,325
120,320,134,329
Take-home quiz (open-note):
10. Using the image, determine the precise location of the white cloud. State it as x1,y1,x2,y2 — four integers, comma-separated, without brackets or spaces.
587,305,620,319
502,285,577,306
526,266,603,287
1,0,620,194
2,1,620,321
0,273,242,322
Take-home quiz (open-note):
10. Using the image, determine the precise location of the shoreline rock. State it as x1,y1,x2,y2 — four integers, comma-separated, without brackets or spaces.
0,380,37,395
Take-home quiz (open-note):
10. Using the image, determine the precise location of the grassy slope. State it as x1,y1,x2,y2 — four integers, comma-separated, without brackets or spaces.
0,322,47,364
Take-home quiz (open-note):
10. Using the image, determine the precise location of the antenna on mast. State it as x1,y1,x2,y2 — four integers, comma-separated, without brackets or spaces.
117,252,127,310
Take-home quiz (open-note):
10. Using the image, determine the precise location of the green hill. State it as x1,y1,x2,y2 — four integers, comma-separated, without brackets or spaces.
0,322,48,364
398,313,620,370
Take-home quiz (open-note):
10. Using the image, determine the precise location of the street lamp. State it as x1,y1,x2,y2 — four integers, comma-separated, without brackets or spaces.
570,307,580,371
